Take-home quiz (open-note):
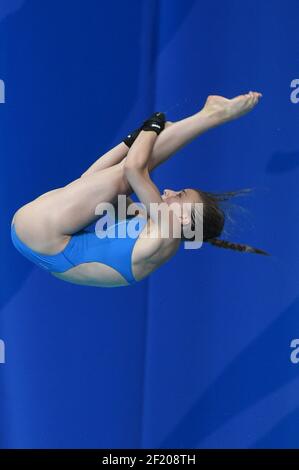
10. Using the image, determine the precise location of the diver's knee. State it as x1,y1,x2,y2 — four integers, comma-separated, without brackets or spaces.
11,203,43,238
11,205,27,227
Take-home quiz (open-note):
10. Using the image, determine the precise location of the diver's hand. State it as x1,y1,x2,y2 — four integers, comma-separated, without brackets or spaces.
202,91,262,123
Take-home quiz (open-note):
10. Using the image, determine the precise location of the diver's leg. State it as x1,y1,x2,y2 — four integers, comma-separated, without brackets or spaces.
80,121,174,177
80,108,216,177
148,111,216,171
81,107,225,178
82,92,262,176
147,91,262,170
81,142,129,176
13,164,129,254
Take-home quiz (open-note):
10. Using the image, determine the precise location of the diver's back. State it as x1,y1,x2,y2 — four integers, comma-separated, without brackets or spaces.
52,217,179,287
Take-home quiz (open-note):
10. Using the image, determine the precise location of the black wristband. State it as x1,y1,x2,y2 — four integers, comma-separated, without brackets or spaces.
123,112,166,146
123,128,141,148
141,112,166,135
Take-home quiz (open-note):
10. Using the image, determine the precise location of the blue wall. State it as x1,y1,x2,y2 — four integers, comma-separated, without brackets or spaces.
1,0,299,448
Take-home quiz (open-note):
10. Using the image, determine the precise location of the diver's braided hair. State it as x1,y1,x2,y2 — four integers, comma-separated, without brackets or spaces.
206,237,269,256
188,187,269,256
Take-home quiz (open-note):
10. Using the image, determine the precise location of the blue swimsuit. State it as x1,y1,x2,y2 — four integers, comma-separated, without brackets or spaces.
11,216,147,285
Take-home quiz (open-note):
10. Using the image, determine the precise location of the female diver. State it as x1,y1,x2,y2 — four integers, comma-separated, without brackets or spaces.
11,91,268,288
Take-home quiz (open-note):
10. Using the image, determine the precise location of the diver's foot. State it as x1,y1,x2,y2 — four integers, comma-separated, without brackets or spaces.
203,91,262,122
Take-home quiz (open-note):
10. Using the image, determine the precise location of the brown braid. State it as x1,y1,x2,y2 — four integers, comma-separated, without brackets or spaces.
182,187,270,256
206,238,269,256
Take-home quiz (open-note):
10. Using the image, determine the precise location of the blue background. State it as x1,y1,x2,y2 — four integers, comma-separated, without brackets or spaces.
1,0,299,448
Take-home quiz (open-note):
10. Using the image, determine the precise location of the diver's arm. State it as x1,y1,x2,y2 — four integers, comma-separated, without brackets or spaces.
124,163,163,223
124,161,181,237
125,130,157,171
121,128,162,222
124,130,163,221
124,130,181,236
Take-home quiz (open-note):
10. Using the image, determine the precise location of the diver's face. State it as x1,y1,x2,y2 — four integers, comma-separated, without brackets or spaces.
161,188,200,206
